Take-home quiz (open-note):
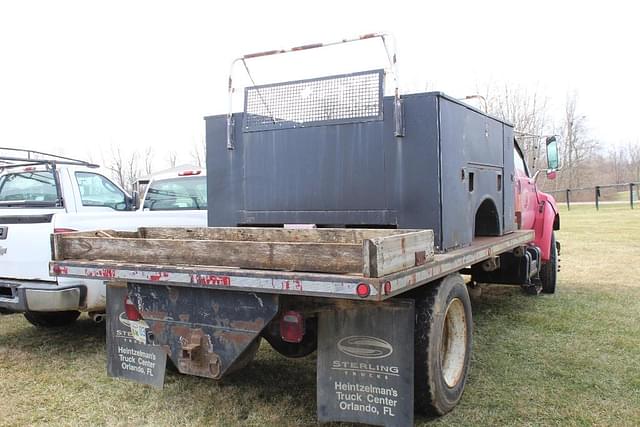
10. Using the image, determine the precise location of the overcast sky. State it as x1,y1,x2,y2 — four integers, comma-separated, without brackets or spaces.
0,0,637,167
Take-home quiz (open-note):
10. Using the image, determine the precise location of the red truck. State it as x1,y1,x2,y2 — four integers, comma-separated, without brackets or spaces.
50,34,561,426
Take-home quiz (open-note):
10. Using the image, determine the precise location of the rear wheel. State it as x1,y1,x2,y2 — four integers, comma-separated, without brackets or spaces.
414,274,473,415
540,232,558,294
23,310,80,327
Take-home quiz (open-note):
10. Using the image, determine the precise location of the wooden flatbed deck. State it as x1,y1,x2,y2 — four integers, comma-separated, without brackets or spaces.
50,228,534,301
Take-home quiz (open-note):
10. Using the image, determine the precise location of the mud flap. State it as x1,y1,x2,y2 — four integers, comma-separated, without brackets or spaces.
106,282,167,389
127,282,278,380
317,299,414,426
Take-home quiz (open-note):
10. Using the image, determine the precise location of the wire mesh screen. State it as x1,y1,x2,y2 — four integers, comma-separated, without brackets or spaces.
243,69,384,132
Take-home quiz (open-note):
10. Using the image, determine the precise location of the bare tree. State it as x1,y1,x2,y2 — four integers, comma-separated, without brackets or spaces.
190,138,206,168
107,145,126,189
627,141,640,183
560,93,598,189
104,145,144,193
125,151,141,193
608,146,627,184
483,83,550,171
143,146,155,175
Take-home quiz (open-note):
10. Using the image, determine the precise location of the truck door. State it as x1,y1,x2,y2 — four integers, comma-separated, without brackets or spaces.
72,171,130,212
514,144,537,230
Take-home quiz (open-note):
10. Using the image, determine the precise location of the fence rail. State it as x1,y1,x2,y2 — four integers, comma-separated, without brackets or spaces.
547,183,639,210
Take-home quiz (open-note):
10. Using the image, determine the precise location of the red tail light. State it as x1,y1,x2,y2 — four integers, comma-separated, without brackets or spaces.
280,311,305,343
356,283,371,298
54,228,77,233
178,170,201,176
383,281,392,295
124,296,142,321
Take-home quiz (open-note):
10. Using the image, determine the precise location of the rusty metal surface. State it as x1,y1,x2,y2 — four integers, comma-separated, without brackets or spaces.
127,283,278,379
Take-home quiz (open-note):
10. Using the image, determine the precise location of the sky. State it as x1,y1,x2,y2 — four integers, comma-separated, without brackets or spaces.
0,0,638,168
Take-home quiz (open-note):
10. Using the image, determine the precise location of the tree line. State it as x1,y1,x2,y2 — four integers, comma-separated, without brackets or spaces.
482,84,639,192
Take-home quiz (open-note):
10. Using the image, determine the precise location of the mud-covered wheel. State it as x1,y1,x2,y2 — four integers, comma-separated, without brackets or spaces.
414,273,473,415
540,232,558,294
23,310,80,327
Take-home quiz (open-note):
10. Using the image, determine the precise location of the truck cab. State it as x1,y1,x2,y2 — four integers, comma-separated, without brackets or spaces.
0,150,207,327
513,137,560,293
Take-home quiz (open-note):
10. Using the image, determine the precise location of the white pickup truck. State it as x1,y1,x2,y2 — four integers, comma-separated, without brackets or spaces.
0,149,206,326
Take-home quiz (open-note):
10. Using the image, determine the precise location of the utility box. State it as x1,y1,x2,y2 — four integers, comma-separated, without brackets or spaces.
206,69,515,251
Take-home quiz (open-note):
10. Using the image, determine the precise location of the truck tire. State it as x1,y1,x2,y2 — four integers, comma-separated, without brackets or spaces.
23,310,81,327
540,232,558,294
414,273,473,415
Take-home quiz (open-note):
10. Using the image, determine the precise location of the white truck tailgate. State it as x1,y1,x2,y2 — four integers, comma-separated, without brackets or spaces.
0,209,59,282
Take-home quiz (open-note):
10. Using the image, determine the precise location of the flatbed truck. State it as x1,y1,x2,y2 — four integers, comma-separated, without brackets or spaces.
49,34,560,426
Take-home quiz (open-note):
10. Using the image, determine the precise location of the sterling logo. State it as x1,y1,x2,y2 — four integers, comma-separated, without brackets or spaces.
337,336,393,359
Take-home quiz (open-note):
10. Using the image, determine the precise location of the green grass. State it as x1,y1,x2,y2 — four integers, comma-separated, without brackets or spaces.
1,205,639,426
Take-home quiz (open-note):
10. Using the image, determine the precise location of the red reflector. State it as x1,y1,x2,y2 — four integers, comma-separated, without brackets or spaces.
178,170,201,176
24,167,37,172
51,265,68,275
279,310,305,343
54,228,77,234
356,283,370,298
383,281,392,295
124,296,142,321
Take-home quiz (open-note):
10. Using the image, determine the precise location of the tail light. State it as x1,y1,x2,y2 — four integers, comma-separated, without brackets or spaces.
280,311,305,343
178,170,201,176
383,281,392,296
356,283,371,298
124,296,142,321
54,228,77,233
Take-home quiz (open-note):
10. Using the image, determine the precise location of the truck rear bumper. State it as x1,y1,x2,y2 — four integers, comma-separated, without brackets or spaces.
0,280,85,313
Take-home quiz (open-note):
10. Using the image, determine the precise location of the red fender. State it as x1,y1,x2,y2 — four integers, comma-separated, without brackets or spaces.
533,193,559,261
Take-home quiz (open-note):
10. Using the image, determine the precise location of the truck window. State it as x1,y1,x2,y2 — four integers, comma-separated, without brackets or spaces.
0,171,59,206
75,172,127,210
143,176,207,211
513,147,529,177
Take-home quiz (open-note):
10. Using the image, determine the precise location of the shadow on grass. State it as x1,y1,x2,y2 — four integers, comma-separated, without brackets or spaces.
0,314,106,353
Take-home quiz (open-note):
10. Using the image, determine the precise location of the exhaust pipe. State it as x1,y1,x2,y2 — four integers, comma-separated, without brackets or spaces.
89,312,106,323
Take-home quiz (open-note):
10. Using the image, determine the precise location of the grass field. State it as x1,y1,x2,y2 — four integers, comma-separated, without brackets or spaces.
1,204,639,426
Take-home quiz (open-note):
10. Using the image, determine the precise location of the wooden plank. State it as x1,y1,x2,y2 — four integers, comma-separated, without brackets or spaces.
57,236,363,274
363,230,434,277
139,227,420,244
51,230,140,260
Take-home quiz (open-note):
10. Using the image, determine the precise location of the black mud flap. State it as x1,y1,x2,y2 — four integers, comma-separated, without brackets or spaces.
106,282,167,389
127,282,278,380
317,299,415,426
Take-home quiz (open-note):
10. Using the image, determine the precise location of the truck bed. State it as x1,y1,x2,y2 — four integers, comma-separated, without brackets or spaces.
50,227,534,301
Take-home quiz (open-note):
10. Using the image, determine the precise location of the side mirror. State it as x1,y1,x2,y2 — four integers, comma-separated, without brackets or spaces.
545,136,560,171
